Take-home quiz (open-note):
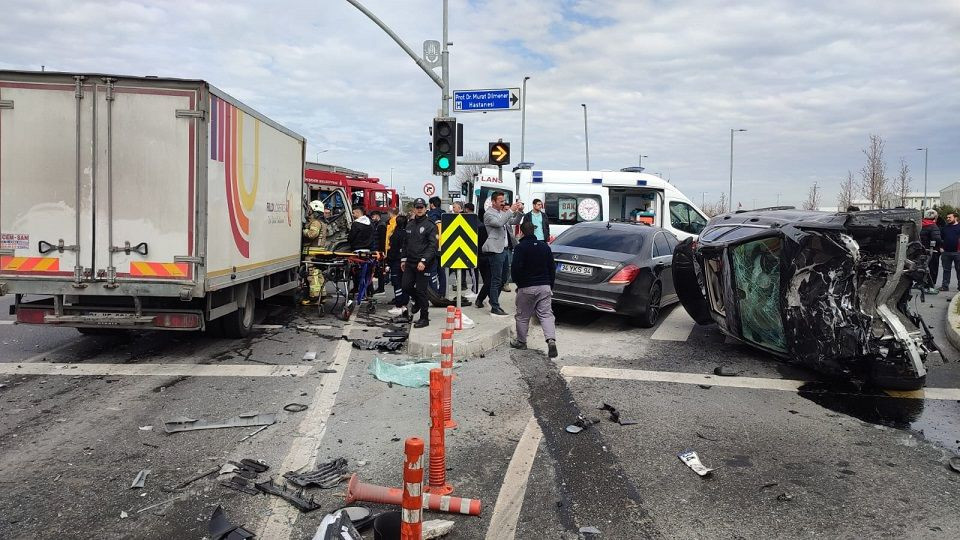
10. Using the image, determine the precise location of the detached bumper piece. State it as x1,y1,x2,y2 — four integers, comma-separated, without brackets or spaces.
209,506,255,540
674,208,933,389
283,457,349,489
255,479,321,512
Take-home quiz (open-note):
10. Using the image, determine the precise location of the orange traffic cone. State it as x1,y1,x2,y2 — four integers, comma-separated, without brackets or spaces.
424,369,453,495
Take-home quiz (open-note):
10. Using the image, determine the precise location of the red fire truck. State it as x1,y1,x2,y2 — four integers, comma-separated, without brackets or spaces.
304,166,398,215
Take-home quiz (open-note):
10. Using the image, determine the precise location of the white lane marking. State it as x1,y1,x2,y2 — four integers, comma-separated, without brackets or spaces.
0,320,14,325
252,324,284,330
0,363,312,377
257,320,354,539
650,307,695,341
561,365,960,401
485,416,544,540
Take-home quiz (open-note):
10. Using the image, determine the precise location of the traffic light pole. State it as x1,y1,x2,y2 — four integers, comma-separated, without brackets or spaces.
441,0,450,202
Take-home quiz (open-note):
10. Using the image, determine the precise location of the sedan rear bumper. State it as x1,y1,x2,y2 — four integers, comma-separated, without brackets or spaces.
552,280,638,315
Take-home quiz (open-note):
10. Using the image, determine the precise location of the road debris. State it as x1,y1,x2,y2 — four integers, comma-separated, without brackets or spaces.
137,494,184,514
313,509,363,540
317,368,338,374
303,351,317,361
777,493,794,502
138,425,153,431
760,482,779,491
695,431,719,442
565,425,583,434
368,357,439,388
255,479,321,512
163,412,276,434
383,330,408,338
423,519,455,539
284,457,349,489
677,449,714,477
283,403,309,413
713,366,738,377
120,511,128,519
598,403,637,425
130,469,151,489
165,466,219,491
352,338,404,351
580,526,602,537
221,476,259,496
239,424,270,442
209,505,255,540
949,457,960,474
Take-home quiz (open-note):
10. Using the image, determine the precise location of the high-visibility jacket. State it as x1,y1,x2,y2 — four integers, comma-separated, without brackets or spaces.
384,216,397,254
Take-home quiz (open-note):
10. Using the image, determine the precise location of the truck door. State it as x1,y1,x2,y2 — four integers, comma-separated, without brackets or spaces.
92,79,199,286
0,76,94,283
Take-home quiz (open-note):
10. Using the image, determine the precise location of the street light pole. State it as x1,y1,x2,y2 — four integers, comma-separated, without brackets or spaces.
520,76,530,163
639,154,648,169
581,103,590,170
390,167,394,188
729,128,746,212
917,147,928,208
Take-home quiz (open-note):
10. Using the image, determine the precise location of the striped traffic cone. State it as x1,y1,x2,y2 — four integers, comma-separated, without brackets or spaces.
401,437,424,540
344,474,483,517
440,330,457,429
424,369,453,495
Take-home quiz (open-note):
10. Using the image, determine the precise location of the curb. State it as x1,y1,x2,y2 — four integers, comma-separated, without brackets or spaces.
945,293,960,353
406,320,512,359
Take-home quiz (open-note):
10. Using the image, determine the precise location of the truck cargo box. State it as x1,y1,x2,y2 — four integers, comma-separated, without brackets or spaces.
0,70,305,333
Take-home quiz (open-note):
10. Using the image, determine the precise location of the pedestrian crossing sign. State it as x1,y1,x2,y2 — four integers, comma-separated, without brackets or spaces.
440,213,479,269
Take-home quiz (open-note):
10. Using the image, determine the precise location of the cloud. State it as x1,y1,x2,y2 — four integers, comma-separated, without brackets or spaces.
1,0,957,207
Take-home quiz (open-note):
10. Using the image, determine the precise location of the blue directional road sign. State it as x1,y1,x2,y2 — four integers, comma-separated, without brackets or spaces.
453,88,521,113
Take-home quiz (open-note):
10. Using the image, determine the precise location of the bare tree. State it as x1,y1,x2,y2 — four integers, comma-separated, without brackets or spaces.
859,134,888,209
452,151,488,194
837,170,856,211
702,192,728,217
802,181,823,210
894,157,911,207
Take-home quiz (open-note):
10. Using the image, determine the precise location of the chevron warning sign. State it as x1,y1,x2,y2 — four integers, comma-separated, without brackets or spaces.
440,213,479,269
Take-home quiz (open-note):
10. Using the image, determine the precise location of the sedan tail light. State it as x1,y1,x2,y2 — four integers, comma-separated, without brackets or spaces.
608,264,640,284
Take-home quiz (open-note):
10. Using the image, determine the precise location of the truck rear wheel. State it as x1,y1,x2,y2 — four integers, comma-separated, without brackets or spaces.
222,286,256,338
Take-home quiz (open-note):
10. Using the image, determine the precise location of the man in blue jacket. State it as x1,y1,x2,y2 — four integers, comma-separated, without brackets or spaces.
510,220,558,358
940,212,960,291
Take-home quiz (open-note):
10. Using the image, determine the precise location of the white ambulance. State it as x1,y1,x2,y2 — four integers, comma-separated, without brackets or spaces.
476,167,708,241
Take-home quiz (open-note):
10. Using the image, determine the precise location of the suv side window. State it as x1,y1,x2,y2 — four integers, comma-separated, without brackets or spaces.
669,201,708,235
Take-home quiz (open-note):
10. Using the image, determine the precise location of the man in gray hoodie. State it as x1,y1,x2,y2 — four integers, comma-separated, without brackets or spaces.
482,192,523,316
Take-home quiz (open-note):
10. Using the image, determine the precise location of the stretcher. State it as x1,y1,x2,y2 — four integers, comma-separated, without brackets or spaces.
300,247,383,320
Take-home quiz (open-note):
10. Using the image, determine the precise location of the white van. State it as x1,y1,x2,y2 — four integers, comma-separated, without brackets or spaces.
476,168,708,241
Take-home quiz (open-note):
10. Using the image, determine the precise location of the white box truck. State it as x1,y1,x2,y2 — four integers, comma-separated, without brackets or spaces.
0,70,305,336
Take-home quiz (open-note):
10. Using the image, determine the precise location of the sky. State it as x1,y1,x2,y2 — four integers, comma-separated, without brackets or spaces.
1,0,958,209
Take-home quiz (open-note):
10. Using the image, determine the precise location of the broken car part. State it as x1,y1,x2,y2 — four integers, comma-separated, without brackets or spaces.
673,208,933,390
283,403,309,413
598,403,637,425
284,457,349,489
352,338,404,351
209,505,255,540
677,449,714,477
255,480,321,512
312,509,363,540
163,412,276,433
565,425,583,434
165,466,219,491
239,424,270,442
221,476,259,496
303,351,317,361
130,469,151,489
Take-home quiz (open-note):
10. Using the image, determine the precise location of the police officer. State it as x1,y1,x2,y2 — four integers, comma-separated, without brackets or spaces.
400,198,438,328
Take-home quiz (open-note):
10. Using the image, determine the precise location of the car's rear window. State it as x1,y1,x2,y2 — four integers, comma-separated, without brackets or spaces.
552,227,644,254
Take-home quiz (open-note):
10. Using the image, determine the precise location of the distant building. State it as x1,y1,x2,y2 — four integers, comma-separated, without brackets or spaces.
899,191,940,210
939,182,960,208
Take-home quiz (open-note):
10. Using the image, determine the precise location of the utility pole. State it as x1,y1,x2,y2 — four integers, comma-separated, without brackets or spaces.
440,0,450,202
520,76,530,163
917,147,928,209
729,128,746,212
581,103,590,170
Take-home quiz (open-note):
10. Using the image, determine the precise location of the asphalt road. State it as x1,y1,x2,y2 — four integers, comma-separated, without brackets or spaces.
0,294,958,539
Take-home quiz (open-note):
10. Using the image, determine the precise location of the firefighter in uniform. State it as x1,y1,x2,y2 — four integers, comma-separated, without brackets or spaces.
302,200,326,305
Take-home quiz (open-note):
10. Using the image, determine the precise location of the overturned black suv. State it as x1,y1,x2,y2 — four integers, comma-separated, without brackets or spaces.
673,208,934,390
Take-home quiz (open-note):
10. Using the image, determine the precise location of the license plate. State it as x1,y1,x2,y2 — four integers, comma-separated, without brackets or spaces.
558,263,592,276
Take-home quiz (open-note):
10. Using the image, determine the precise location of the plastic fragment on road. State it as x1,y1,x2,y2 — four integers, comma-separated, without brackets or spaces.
352,338,404,351
130,469,151,488
423,519,455,539
255,479,321,512
166,466,219,491
713,366,738,377
312,509,363,540
221,476,259,496
138,425,153,431
284,457,349,489
565,425,583,434
598,403,637,425
209,505,255,540
163,412,276,433
677,449,714,477
239,424,270,442
283,403,309,413
120,511,128,519
367,357,440,388
303,351,317,361
580,526,602,536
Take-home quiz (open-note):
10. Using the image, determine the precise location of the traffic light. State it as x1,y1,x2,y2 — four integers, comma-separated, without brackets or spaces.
432,117,457,175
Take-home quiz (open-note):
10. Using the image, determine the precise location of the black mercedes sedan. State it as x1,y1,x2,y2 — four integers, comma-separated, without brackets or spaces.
551,221,679,327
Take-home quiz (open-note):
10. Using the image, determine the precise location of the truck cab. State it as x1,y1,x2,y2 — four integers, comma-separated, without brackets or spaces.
304,165,397,216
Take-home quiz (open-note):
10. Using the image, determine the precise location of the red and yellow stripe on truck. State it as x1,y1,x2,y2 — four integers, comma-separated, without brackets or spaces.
1,256,60,272
129,261,188,278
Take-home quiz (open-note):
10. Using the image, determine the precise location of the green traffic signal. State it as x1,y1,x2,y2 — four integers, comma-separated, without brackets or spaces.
437,156,451,170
